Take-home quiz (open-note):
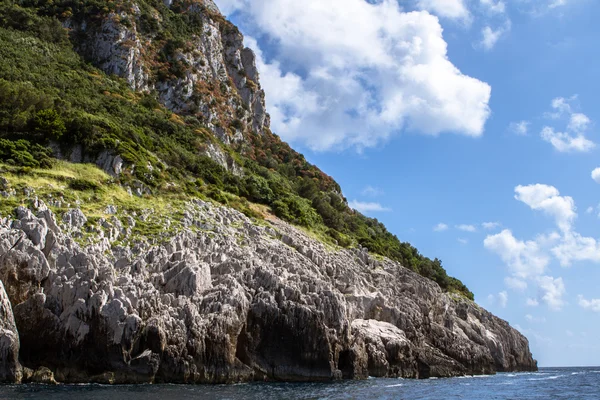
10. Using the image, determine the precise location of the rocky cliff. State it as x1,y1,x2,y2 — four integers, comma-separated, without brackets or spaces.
66,0,268,171
0,0,536,384
0,193,535,384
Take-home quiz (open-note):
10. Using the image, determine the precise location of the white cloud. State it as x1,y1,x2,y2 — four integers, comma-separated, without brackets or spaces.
509,121,529,135
480,26,503,50
551,231,600,267
505,276,527,291
566,330,574,337
480,0,506,14
592,168,600,184
568,113,591,132
484,229,550,279
458,238,469,245
586,206,595,214
549,96,574,117
480,18,511,50
433,223,449,232
514,184,576,232
348,200,391,213
417,0,471,21
498,291,508,308
217,0,492,151
541,127,596,153
526,298,539,307
361,186,384,197
456,224,477,232
482,221,501,230
537,275,566,311
548,0,569,8
578,295,600,312
541,96,595,153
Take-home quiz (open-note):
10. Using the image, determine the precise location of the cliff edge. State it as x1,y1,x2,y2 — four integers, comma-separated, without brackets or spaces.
0,195,536,383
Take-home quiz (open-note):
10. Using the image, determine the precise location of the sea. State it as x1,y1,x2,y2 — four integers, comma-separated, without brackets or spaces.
0,367,598,399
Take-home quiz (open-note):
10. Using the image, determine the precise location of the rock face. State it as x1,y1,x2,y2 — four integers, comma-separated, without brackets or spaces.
0,199,537,384
69,0,269,144
0,279,22,383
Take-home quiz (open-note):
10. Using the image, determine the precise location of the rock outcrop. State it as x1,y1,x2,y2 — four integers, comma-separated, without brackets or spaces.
0,279,22,383
0,199,536,384
69,0,268,144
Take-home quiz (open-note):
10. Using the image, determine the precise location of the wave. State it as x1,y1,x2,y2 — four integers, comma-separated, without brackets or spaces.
385,384,404,388
527,375,564,381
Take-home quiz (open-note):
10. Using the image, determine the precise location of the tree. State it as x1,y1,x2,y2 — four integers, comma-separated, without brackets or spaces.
32,109,66,141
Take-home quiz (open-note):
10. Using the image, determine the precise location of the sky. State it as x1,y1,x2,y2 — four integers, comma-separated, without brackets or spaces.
212,0,600,367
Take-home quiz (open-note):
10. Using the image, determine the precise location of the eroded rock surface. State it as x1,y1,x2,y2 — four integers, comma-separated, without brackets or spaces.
0,279,22,383
0,199,536,383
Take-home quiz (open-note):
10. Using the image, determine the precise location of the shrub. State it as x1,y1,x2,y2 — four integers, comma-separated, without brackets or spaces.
32,109,66,141
69,178,100,191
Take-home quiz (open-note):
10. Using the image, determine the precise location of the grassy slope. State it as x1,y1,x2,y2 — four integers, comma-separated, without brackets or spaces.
0,2,473,299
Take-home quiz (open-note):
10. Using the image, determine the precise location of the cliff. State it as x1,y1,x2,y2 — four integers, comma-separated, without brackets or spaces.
0,179,535,383
0,0,536,384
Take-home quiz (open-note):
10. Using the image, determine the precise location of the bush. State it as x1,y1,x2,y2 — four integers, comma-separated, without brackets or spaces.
32,109,66,141
69,178,100,191
0,138,52,168
244,175,274,204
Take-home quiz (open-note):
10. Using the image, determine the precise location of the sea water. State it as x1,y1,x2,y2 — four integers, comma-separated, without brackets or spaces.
0,367,598,399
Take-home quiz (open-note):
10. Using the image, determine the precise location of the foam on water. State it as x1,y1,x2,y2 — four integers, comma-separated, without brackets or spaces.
527,375,564,381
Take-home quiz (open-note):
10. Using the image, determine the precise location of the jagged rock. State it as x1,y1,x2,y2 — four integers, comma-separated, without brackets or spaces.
95,151,124,177
0,201,536,384
63,208,88,229
23,366,57,385
62,0,270,173
105,205,118,215
0,280,21,383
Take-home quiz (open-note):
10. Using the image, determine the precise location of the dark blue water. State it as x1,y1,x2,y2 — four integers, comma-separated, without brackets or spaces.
1,368,598,399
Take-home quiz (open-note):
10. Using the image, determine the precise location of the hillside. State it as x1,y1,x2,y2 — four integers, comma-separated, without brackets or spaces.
0,0,536,384
0,0,473,299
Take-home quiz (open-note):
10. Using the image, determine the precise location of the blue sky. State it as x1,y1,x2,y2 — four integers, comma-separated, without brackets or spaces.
213,0,600,367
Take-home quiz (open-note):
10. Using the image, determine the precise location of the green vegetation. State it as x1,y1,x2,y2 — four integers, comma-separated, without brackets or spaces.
0,2,473,299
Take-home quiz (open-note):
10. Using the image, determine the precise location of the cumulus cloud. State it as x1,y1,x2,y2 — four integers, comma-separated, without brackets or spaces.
551,231,600,267
514,184,576,232
482,221,501,230
509,121,529,135
537,276,566,310
508,183,600,267
484,229,550,279
458,238,469,245
548,0,569,8
578,295,600,312
480,0,506,14
591,168,600,184
417,0,471,22
541,127,595,153
433,223,449,232
456,224,477,232
526,298,539,307
216,0,492,151
541,96,595,153
480,25,504,50
348,201,391,213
